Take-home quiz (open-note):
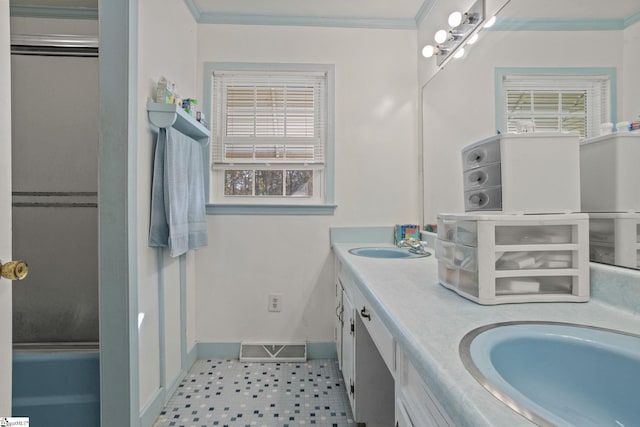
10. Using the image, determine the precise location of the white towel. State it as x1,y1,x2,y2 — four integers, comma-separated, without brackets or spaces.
149,127,208,257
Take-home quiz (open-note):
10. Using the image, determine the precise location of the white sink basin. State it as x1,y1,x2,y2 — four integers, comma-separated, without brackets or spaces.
460,321,640,426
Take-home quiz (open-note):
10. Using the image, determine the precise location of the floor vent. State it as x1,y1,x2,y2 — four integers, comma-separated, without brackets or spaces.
239,342,307,362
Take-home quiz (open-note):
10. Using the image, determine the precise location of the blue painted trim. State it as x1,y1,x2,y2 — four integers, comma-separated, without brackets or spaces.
329,226,395,245
203,62,336,214
490,10,640,31
197,343,241,359
98,0,140,426
206,203,337,215
157,249,166,390
414,0,436,27
10,5,98,20
195,12,415,29
196,342,338,360
307,342,337,359
494,67,618,134
139,388,165,427
183,0,201,22
179,254,188,371
625,10,640,28
165,368,186,403
187,345,198,369
490,17,625,31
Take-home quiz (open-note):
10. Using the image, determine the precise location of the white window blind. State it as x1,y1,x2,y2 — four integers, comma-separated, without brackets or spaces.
503,75,610,138
211,71,327,165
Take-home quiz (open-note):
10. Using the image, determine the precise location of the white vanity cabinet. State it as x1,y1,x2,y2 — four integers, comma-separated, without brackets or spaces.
395,349,454,427
335,258,395,426
436,213,590,304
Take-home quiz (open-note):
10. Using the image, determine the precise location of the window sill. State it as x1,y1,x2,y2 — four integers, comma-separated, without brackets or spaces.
206,203,337,215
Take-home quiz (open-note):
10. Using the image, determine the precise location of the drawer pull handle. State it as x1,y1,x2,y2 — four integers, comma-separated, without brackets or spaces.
360,307,371,321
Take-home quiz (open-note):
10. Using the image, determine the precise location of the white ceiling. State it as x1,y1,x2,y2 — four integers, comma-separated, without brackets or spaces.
499,0,640,20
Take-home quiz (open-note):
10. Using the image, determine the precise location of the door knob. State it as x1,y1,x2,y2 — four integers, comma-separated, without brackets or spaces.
0,260,29,280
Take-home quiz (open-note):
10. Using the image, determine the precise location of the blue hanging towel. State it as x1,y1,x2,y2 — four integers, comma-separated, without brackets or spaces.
149,127,208,257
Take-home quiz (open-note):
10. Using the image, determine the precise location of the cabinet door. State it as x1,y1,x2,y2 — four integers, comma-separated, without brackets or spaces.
341,290,356,413
335,279,344,370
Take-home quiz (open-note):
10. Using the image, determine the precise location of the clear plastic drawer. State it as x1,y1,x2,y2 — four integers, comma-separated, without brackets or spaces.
495,276,573,295
495,251,574,270
436,240,477,272
464,186,502,211
438,262,479,298
495,224,574,245
463,163,502,191
437,218,478,246
462,137,500,170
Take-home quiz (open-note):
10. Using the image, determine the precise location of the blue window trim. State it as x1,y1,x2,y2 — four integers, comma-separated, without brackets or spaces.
494,67,617,134
203,62,336,216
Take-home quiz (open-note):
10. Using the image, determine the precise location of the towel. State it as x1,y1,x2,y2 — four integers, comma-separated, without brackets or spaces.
149,127,208,257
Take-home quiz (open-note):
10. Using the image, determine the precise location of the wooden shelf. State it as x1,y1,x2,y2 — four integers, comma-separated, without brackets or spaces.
147,101,210,142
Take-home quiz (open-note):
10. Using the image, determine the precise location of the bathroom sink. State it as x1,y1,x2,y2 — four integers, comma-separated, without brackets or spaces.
348,247,430,259
460,321,640,427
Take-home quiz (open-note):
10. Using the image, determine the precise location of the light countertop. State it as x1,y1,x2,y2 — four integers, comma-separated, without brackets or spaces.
332,241,640,427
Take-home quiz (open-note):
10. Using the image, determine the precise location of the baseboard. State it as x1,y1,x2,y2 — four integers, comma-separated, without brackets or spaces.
139,387,166,427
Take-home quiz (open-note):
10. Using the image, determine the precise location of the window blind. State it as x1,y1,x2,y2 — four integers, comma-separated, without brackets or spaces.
503,75,610,138
211,71,327,166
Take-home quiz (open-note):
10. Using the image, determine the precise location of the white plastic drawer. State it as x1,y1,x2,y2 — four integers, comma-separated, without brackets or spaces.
436,239,477,271
462,137,500,170
495,224,574,245
464,186,502,211
437,218,478,246
463,163,502,191
495,276,573,295
495,251,574,270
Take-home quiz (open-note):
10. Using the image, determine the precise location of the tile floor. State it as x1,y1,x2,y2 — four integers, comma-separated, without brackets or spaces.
153,359,357,427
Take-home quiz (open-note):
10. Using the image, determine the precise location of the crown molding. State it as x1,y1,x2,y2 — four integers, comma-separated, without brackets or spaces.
195,12,416,29
10,4,98,20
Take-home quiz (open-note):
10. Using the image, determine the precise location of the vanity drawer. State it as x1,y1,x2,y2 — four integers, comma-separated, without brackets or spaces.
464,186,502,211
358,303,395,375
463,163,501,191
462,136,501,170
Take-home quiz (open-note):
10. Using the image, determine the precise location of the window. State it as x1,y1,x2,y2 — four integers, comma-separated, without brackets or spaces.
501,73,611,139
207,64,335,213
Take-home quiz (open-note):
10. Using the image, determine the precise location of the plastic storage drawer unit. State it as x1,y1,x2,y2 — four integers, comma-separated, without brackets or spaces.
435,213,590,305
461,132,581,214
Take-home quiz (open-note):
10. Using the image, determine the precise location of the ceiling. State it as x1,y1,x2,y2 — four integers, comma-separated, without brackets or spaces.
8,0,640,27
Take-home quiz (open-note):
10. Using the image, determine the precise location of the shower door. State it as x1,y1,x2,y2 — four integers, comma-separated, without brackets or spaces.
10,44,99,344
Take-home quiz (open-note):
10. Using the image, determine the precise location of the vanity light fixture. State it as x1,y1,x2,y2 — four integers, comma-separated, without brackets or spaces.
421,0,486,67
484,15,497,28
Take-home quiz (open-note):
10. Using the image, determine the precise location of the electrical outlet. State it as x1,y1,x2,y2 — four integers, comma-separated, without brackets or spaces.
268,294,282,312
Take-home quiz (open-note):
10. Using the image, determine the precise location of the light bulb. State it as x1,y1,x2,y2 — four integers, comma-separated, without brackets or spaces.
484,16,497,28
453,47,465,59
448,11,463,27
467,33,479,45
434,29,448,44
421,45,436,58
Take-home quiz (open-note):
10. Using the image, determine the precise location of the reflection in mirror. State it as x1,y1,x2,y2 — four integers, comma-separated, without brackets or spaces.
419,0,640,269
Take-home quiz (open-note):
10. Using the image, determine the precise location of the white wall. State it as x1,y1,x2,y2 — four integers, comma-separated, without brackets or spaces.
623,20,640,120
421,29,624,223
137,0,197,412
195,25,420,345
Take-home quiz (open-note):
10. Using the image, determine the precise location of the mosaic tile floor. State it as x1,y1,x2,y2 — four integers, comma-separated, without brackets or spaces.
153,359,357,427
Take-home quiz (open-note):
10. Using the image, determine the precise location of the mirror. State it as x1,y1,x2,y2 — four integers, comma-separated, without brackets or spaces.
420,0,640,269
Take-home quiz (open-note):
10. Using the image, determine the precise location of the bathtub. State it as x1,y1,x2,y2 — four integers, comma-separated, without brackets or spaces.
12,342,100,426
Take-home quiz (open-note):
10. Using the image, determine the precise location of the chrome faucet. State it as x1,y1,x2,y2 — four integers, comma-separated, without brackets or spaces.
397,238,429,254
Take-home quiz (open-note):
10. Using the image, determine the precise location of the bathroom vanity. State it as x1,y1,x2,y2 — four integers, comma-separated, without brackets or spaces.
330,227,640,427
